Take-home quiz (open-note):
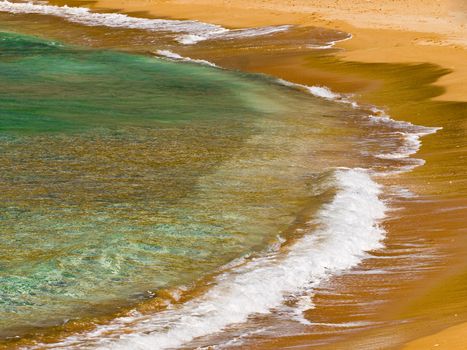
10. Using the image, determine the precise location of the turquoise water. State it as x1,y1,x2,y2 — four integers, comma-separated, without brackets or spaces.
0,31,358,338
0,31,279,133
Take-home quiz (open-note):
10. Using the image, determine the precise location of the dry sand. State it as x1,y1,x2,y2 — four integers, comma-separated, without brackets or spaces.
403,322,467,350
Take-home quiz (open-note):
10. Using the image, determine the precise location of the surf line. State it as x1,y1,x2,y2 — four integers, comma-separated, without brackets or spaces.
27,48,440,350
30,62,442,350
0,0,290,44
32,88,439,350
34,168,387,350
36,67,440,348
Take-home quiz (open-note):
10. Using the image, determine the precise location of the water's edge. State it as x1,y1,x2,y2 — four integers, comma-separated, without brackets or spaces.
0,2,441,349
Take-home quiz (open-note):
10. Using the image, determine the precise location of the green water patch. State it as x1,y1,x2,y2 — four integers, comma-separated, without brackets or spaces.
0,31,281,134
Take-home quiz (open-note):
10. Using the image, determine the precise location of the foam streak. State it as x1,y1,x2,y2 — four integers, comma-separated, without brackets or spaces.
0,1,290,44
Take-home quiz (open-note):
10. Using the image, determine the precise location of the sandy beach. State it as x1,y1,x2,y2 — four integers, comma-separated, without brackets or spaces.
0,0,466,349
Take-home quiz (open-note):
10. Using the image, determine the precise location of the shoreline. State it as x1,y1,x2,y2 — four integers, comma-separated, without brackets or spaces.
1,0,466,349
51,0,467,102
74,1,467,348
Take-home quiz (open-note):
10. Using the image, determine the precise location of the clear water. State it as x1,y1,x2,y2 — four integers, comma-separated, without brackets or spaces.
0,30,361,338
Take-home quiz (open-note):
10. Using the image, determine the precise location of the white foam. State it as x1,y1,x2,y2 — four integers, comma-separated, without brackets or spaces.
155,50,218,67
0,1,291,44
306,85,342,100
375,132,423,160
216,25,292,40
276,78,358,107
39,168,386,349
0,0,227,42
277,78,440,181
176,24,291,44
290,294,315,325
276,82,440,167
175,34,208,45
367,107,441,174
308,33,353,50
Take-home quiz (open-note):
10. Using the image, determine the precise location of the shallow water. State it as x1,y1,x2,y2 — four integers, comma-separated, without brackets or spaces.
0,29,369,340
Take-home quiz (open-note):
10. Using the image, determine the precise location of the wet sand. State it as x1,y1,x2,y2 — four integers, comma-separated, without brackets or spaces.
3,0,467,349
75,0,467,102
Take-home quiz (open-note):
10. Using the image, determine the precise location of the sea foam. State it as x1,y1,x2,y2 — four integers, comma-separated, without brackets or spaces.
308,33,353,50
0,1,289,44
277,78,440,174
277,78,358,107
154,50,218,67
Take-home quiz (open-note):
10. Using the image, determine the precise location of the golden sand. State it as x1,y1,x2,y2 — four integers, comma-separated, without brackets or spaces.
403,322,467,350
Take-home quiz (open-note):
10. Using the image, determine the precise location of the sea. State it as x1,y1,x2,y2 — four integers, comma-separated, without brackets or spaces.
0,1,440,349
